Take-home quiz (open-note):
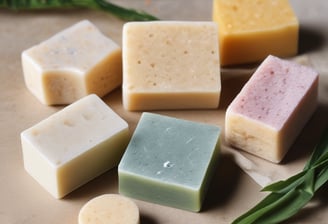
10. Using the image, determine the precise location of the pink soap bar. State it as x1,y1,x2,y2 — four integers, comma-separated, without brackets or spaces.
225,55,318,163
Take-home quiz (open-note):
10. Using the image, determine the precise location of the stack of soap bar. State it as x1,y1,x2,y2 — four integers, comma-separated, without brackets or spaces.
122,21,221,111
118,112,221,212
225,55,318,163
78,194,139,224
21,94,129,198
212,0,299,66
22,20,122,105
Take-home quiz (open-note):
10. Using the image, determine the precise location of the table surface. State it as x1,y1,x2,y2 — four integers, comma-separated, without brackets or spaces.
1,0,328,223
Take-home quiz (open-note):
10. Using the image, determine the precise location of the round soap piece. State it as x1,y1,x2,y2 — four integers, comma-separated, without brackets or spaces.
78,194,139,224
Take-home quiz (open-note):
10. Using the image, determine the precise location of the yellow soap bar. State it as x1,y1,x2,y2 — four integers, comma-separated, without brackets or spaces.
212,0,299,66
79,194,139,224
122,21,221,111
22,20,122,105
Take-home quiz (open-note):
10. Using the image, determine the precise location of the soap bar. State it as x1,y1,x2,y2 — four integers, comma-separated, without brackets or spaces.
118,112,221,212
21,94,129,198
78,194,139,224
212,0,299,66
22,20,122,105
225,55,318,163
122,21,221,111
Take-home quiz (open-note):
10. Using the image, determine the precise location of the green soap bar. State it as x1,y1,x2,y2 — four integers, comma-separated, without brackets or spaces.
118,112,221,212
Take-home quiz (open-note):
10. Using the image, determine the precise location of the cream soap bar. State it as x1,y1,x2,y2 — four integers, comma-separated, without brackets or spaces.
21,94,129,198
225,55,318,163
212,0,299,65
122,21,221,111
22,20,122,105
79,194,139,224
118,112,221,212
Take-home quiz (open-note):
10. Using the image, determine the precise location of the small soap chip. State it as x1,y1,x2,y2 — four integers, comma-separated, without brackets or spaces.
79,194,139,224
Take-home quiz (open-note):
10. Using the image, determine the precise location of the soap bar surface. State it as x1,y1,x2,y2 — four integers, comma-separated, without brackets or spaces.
22,20,122,105
118,112,221,212
78,194,139,224
225,55,318,163
21,94,129,198
212,0,299,65
122,21,221,111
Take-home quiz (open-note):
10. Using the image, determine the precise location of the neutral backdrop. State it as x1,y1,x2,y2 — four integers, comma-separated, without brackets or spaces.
1,0,327,223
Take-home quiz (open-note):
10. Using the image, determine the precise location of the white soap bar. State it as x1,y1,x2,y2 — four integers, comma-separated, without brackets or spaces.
21,94,129,198
79,194,139,224
122,21,221,111
22,20,122,105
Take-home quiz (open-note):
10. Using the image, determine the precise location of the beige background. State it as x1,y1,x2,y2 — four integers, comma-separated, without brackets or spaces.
1,0,328,223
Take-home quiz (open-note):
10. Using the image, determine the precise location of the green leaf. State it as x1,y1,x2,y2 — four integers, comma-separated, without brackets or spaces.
0,0,159,21
233,169,315,224
262,171,306,193
233,127,328,224
232,187,313,224
314,163,328,191
94,0,158,21
304,128,328,170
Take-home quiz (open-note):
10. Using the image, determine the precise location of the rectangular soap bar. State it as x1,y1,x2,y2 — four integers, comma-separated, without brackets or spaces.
22,20,122,105
21,94,129,198
225,55,318,163
122,21,221,111
118,112,221,212
212,0,299,65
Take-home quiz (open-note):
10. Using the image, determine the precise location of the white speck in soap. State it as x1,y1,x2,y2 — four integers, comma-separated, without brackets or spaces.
185,137,194,144
165,127,172,132
163,161,174,168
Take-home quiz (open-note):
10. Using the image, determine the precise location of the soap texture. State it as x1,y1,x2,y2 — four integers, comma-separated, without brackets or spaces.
79,194,139,224
22,20,122,105
118,112,221,212
21,94,129,198
225,55,318,163
212,0,299,65
122,21,221,111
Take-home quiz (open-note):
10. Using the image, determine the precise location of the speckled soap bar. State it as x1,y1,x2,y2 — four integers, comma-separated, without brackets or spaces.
225,55,318,163
118,112,221,212
22,20,122,105
122,21,221,111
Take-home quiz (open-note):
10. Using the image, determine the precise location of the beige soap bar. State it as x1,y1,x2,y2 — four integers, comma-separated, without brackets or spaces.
225,55,318,163
22,20,122,105
79,194,139,224
122,21,221,111
21,94,129,198
212,0,299,66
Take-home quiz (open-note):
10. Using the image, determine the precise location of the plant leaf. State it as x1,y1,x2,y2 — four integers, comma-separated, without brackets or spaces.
233,127,328,224
232,187,313,224
94,0,158,21
304,128,328,170
314,163,328,191
0,0,159,21
262,171,306,193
